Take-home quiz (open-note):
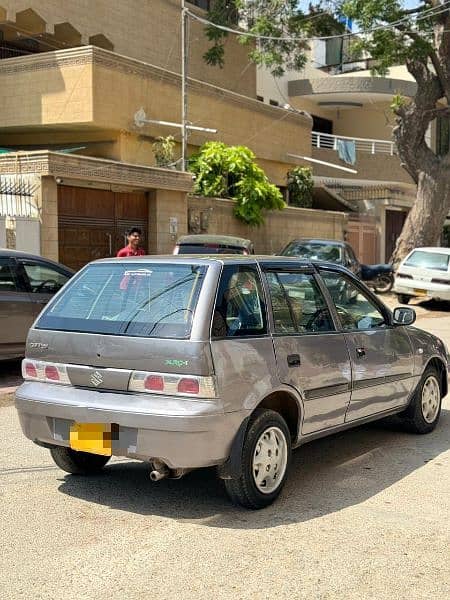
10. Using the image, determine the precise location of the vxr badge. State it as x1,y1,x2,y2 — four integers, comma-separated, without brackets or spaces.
90,371,104,387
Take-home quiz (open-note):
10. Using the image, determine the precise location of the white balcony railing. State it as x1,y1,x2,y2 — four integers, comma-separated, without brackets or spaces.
312,131,395,155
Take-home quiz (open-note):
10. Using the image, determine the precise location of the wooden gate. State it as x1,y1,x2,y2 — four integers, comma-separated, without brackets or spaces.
58,186,148,270
385,209,407,262
346,215,378,265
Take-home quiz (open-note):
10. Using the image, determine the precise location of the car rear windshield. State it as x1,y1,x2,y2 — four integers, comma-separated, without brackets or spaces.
281,242,343,263
403,250,450,272
36,262,207,338
178,244,245,255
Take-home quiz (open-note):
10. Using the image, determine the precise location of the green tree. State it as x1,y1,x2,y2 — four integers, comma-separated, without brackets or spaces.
287,166,314,208
203,1,450,264
189,141,285,226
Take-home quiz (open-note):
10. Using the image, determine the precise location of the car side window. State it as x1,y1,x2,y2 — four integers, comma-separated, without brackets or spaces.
320,271,386,331
212,265,267,338
265,271,335,334
0,258,22,293
20,261,69,294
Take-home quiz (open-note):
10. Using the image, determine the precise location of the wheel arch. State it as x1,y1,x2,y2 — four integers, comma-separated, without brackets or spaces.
218,390,302,481
255,390,302,442
425,356,448,397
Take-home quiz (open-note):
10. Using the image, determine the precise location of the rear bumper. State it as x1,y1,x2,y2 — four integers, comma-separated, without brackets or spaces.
394,280,450,300
15,382,248,469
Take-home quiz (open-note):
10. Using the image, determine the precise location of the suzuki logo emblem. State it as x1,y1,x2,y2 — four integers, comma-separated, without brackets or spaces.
90,371,104,387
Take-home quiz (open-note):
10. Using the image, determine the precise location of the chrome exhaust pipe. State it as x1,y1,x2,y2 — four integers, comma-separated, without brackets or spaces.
149,460,169,482
149,469,167,482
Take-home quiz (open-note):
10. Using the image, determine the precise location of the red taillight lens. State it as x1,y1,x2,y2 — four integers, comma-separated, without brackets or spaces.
177,378,199,395
45,365,60,381
144,374,164,391
25,362,37,378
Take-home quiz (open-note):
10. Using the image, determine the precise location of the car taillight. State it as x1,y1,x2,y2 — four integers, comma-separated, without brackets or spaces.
24,361,37,379
396,272,413,279
45,365,60,381
129,371,216,398
144,374,164,391
431,278,450,285
178,378,200,395
22,359,70,385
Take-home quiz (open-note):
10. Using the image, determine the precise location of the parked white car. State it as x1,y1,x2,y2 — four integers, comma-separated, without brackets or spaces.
394,247,450,304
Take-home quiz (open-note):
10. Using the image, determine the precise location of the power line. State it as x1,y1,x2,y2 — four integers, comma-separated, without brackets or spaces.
186,2,450,43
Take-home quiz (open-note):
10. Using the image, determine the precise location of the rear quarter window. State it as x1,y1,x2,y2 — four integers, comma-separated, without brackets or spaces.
36,262,207,339
211,265,267,338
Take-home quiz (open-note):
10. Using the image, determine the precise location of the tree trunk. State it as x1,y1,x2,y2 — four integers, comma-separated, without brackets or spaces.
391,165,450,268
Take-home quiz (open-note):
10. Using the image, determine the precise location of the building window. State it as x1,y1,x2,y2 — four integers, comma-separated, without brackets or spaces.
187,0,211,10
312,115,333,134
256,95,264,102
269,99,279,107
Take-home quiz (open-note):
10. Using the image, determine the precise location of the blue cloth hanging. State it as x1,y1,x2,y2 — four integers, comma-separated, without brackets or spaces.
336,139,356,165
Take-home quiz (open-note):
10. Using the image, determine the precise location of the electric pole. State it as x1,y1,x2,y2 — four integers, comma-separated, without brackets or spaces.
181,0,188,171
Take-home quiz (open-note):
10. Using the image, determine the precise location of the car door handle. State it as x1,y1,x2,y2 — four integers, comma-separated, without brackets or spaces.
287,354,301,367
356,347,366,358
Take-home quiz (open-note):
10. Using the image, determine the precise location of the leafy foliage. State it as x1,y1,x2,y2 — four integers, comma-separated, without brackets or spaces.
204,1,344,76
189,141,285,226
152,135,176,168
287,167,314,208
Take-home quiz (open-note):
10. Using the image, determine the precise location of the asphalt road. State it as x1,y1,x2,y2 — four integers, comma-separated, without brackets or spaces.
1,307,450,599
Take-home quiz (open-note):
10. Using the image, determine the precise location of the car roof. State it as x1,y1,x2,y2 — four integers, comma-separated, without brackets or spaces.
0,247,74,272
407,247,450,255
176,234,253,247
91,254,353,274
285,238,347,247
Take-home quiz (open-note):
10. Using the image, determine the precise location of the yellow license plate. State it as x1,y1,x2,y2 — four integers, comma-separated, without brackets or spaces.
69,423,112,456
414,288,427,296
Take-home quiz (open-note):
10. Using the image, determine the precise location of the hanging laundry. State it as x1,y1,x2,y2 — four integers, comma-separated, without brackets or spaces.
336,139,356,165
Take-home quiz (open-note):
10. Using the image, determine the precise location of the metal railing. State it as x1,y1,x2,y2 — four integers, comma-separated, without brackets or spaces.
312,131,396,155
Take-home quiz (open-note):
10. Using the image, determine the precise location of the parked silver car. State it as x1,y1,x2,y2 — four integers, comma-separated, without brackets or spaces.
0,249,73,360
16,256,448,509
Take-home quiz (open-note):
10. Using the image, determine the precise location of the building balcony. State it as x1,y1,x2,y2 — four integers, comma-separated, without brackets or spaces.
0,46,311,181
311,131,413,184
288,76,417,106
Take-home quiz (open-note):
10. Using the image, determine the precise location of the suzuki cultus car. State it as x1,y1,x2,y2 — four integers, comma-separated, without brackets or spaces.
16,256,447,509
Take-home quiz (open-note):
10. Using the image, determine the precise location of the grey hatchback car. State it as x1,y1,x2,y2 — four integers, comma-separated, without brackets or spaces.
16,256,448,509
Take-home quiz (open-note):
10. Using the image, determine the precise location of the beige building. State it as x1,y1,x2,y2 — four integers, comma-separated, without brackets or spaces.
258,41,424,262
0,0,316,267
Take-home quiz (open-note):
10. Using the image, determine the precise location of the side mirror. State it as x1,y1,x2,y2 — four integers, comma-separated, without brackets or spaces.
393,306,416,326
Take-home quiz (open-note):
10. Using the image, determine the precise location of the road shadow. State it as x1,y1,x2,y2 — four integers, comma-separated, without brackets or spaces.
412,298,450,313
0,359,22,380
57,408,450,529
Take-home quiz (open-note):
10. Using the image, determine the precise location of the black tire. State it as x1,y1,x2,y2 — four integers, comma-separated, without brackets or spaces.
374,274,393,294
50,446,111,475
396,293,411,304
224,409,291,509
400,366,442,434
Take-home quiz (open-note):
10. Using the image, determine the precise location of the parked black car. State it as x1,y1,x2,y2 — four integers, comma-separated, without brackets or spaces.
0,249,73,360
280,238,394,293
280,239,361,276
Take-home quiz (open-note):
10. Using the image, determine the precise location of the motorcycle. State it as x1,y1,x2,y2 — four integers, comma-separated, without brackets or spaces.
361,263,394,294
